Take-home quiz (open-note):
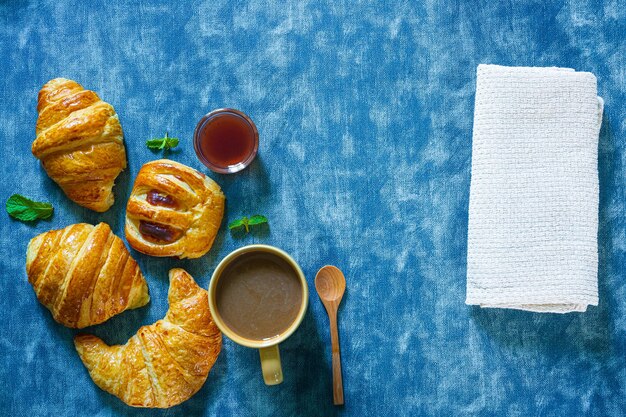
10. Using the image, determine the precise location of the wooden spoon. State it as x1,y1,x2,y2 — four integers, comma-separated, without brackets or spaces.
315,265,346,405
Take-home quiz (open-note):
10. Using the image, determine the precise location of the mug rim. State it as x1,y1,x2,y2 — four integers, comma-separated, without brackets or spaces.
208,244,309,349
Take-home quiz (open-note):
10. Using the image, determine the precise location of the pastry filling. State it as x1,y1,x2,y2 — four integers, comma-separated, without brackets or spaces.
147,190,177,208
139,221,182,243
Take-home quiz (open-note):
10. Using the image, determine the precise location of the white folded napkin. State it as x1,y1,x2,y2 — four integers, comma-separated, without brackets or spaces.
466,64,604,313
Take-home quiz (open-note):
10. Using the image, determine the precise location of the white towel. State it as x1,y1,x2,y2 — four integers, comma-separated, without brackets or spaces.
466,64,604,313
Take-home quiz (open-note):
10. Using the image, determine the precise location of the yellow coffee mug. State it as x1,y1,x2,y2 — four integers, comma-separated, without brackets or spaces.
208,245,309,385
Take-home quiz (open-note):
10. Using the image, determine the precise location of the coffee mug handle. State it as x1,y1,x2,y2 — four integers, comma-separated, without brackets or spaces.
259,345,283,385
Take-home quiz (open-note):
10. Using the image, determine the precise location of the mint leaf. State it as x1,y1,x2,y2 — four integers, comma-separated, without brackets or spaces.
247,215,268,226
6,194,53,222
228,218,247,230
147,132,179,151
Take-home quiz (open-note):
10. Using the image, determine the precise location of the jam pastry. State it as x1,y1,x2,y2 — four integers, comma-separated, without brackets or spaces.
125,159,225,259
74,269,222,408
32,78,127,212
26,223,149,328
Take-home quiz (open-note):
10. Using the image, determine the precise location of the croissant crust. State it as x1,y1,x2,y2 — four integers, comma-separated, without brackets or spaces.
74,269,222,408
125,159,225,259
33,78,127,212
26,222,149,328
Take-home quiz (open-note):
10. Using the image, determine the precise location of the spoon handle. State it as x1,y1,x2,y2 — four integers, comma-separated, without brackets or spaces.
329,311,344,405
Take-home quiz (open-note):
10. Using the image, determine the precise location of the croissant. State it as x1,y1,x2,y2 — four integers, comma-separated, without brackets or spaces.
125,159,225,259
32,78,127,212
26,222,149,328
74,268,222,408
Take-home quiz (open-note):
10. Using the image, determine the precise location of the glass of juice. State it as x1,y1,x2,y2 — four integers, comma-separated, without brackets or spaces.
193,108,259,174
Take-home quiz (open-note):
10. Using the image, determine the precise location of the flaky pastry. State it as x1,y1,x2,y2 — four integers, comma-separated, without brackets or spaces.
74,269,222,408
26,222,149,328
125,159,224,259
32,78,127,212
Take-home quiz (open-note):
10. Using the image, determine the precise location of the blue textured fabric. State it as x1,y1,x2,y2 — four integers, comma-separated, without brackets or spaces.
1,1,625,416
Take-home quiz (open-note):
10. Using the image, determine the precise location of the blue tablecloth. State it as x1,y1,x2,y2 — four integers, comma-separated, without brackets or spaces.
1,1,625,416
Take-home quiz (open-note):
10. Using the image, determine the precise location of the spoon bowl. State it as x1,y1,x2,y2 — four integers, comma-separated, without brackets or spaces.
315,265,346,304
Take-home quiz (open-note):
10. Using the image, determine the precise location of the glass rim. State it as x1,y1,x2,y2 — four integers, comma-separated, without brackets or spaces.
193,108,259,174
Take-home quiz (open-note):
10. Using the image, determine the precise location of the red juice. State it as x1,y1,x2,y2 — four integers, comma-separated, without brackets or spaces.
194,109,258,173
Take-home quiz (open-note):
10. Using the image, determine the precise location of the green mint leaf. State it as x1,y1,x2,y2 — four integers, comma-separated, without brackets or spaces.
164,136,179,150
6,194,53,222
146,132,179,151
247,215,268,226
146,139,164,149
228,217,247,230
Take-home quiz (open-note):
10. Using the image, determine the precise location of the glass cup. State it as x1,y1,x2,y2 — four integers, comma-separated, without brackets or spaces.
193,108,259,174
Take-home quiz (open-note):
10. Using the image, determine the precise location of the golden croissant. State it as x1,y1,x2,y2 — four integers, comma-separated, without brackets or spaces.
32,78,127,212
26,223,149,328
125,159,225,259
74,268,222,408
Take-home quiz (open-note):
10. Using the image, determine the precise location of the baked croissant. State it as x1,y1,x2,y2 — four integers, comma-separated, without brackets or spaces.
26,222,149,328
125,159,225,259
74,268,222,408
33,78,127,212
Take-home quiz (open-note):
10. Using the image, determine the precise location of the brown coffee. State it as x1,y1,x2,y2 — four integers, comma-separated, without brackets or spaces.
215,252,303,341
